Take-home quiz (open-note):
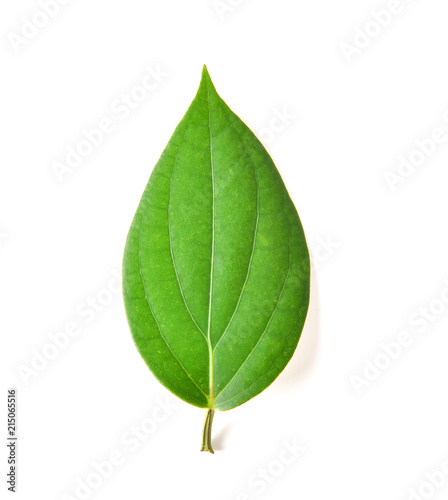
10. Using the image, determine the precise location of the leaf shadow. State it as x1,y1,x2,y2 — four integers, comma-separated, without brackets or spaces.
212,421,234,452
212,273,319,451
274,268,320,389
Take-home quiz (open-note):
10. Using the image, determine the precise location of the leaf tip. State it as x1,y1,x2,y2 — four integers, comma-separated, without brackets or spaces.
200,64,215,93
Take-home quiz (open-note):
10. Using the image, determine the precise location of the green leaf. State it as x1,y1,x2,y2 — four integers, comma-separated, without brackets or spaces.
123,66,310,451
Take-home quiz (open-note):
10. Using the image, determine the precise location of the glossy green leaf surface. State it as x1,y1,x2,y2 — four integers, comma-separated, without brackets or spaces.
123,67,310,412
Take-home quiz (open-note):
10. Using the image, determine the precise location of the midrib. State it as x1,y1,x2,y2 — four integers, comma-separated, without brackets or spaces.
206,84,215,408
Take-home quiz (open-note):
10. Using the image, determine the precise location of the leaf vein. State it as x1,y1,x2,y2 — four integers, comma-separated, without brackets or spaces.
168,128,208,341
216,320,298,408
215,234,292,401
123,287,207,407
137,220,208,399
212,113,260,352
205,83,215,405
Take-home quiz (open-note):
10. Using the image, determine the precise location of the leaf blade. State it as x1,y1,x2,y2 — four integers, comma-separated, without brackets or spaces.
123,66,310,412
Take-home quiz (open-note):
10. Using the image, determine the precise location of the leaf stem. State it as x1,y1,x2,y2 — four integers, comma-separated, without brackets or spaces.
201,409,215,454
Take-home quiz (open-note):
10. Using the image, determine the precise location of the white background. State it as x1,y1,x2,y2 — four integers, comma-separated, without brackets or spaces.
2,1,448,499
